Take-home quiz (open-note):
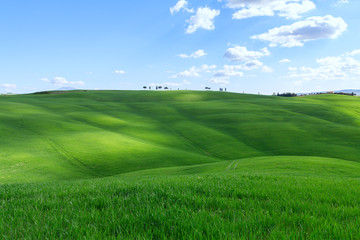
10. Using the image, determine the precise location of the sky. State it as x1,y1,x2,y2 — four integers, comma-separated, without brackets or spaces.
0,0,360,94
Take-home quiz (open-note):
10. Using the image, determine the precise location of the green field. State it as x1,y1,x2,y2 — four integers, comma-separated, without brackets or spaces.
1,90,360,239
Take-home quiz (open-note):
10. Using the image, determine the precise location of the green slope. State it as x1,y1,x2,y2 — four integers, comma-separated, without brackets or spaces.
1,90,360,183
2,156,360,239
121,156,360,178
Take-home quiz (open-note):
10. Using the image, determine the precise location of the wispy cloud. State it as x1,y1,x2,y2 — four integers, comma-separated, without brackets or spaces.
287,49,360,81
0,83,17,93
170,0,193,15
172,64,216,78
114,70,126,74
223,0,316,20
179,49,207,59
279,59,291,63
149,80,191,87
51,77,85,86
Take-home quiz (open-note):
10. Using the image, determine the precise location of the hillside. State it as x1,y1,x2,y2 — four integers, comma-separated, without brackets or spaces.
1,90,360,183
2,156,360,239
2,90,360,239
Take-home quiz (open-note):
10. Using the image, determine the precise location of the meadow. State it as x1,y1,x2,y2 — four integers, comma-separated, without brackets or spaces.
1,90,360,239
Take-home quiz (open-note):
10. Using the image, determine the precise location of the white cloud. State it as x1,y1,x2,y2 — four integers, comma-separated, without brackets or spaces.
172,66,201,78
348,49,360,56
293,80,303,87
251,15,348,47
41,78,50,82
150,80,191,87
201,64,217,71
186,7,220,34
214,65,244,78
338,0,349,3
172,64,217,78
0,83,16,89
224,46,270,62
223,0,316,20
279,58,291,63
217,46,272,81
213,60,272,80
179,49,207,59
0,83,16,93
288,50,360,81
170,0,193,15
262,66,273,73
209,78,230,84
288,67,298,71
51,77,85,86
114,70,126,74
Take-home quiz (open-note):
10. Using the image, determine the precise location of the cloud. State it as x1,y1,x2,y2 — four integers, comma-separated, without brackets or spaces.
224,46,270,62
172,67,201,78
213,65,244,78
0,83,16,93
0,83,16,89
348,49,360,56
262,65,273,73
215,46,273,82
114,70,126,74
209,78,230,84
51,77,85,86
179,49,207,59
251,15,348,47
172,64,216,78
223,0,316,20
41,78,50,82
186,7,220,34
213,60,272,80
201,64,216,71
338,0,349,3
150,80,191,87
288,50,360,81
170,0,193,15
279,58,291,63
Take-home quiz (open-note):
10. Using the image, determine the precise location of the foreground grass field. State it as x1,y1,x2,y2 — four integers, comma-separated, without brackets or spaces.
2,156,360,239
1,90,360,238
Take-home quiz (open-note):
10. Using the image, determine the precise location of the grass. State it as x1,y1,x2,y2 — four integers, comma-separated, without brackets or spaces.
1,90,360,183
1,90,360,238
2,156,360,239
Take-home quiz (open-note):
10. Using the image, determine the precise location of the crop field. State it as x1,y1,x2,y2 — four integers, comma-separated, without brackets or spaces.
1,90,360,239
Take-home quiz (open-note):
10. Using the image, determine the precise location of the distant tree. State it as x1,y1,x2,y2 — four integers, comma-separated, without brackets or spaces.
158,86,162,90
277,92,297,97
143,86,147,90
164,87,169,90
205,87,211,90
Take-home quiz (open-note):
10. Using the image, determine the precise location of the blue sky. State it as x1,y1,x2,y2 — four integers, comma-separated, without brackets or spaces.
0,0,359,94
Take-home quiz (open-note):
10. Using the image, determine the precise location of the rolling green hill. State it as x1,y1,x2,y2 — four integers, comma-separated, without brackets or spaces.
2,156,360,239
2,90,360,239
1,90,360,183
